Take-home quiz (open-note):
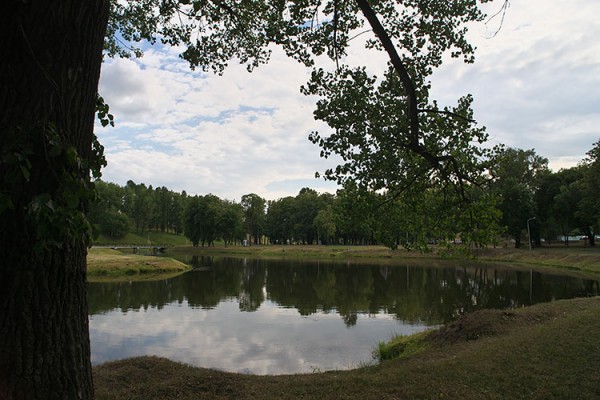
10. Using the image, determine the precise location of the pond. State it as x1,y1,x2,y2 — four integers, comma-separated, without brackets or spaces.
88,256,599,374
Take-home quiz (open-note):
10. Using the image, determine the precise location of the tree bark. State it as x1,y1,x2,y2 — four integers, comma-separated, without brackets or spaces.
0,1,109,399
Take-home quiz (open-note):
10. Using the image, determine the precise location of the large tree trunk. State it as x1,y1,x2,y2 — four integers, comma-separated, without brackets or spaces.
0,1,108,399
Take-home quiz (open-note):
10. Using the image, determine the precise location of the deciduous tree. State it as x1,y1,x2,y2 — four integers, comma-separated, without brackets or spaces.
1,1,503,397
1,2,109,397
490,147,548,248
241,193,266,245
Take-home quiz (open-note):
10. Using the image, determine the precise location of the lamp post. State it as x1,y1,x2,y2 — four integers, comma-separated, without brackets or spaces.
527,217,536,250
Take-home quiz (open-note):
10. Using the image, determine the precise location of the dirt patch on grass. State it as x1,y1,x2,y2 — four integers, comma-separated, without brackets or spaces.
426,306,559,345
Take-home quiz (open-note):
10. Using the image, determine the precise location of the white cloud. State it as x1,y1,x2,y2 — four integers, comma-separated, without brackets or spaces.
430,0,600,163
97,0,600,200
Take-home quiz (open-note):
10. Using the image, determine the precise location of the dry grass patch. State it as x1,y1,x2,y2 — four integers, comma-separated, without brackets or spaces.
87,247,191,281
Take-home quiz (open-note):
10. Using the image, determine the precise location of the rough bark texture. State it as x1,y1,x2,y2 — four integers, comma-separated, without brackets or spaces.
0,1,109,399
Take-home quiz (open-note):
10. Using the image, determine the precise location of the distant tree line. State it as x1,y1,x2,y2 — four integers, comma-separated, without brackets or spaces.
492,141,600,248
88,180,187,239
89,140,600,248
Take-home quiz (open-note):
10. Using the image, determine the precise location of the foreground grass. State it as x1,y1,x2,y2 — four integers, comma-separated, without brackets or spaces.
94,296,600,400
87,247,191,281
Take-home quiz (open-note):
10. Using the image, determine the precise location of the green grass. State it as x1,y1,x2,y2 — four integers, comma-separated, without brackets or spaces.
87,247,191,281
375,330,431,361
93,296,600,399
474,245,600,276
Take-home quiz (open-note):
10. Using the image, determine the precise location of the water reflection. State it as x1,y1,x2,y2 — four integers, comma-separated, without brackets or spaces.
88,257,599,374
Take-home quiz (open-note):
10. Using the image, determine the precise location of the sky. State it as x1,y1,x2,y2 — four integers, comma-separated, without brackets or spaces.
97,0,600,202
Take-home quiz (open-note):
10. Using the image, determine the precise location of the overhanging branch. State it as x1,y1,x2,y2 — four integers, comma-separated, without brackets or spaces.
355,0,479,201
417,108,475,123
355,0,419,147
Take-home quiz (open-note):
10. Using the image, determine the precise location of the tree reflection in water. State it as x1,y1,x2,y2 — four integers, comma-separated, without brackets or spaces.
87,257,599,374
89,256,599,325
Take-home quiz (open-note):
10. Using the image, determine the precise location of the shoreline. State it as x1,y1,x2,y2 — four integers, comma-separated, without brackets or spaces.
87,247,191,282
86,244,600,281
93,295,600,399
166,244,600,278
88,244,600,399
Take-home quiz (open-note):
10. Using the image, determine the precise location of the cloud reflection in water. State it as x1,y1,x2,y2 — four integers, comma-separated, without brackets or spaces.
89,298,422,374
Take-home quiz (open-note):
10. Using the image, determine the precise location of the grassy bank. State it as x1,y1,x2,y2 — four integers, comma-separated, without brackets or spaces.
94,296,600,399
168,244,600,277
93,231,600,276
87,248,191,281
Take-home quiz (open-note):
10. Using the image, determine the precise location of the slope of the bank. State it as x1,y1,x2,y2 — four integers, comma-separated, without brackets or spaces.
94,296,600,400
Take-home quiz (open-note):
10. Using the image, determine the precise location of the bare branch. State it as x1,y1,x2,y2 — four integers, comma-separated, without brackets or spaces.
485,0,510,38
347,28,372,42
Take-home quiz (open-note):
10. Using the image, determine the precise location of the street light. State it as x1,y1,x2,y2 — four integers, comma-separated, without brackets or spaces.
527,217,536,250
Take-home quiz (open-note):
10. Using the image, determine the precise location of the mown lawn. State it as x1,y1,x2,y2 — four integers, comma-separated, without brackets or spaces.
87,247,190,281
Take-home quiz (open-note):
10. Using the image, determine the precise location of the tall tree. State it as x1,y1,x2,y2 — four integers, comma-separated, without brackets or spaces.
334,183,377,245
534,170,563,244
293,188,321,244
313,193,336,244
125,181,156,233
168,190,186,235
183,195,203,246
1,1,109,398
573,140,600,246
490,147,548,248
241,193,266,245
266,196,296,244
88,180,130,239
1,1,503,397
219,199,244,246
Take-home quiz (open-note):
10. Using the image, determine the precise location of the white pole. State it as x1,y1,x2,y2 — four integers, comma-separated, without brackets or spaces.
527,217,536,250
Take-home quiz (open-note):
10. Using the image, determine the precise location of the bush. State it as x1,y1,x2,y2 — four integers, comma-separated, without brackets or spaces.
375,331,430,361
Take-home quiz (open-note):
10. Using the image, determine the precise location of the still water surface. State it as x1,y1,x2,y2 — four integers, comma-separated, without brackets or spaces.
88,256,599,374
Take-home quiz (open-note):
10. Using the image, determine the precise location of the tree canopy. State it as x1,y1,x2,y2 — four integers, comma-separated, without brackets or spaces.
2,0,511,398
102,0,508,248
